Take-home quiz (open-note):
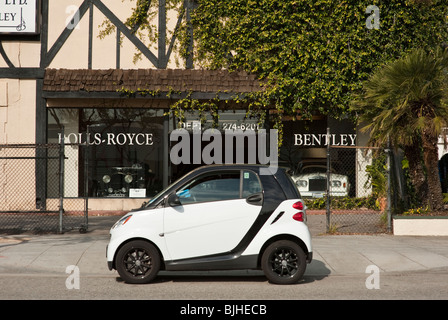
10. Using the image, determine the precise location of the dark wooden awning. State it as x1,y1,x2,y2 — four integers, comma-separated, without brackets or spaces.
42,68,264,100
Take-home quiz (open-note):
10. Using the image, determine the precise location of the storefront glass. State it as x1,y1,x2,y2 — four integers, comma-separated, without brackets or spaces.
48,108,164,198
47,106,360,200
168,109,264,181
279,116,358,198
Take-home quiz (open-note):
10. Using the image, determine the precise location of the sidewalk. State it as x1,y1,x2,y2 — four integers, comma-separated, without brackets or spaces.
1,215,448,278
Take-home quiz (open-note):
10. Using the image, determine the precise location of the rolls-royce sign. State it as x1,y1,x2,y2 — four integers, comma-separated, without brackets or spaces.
0,0,39,34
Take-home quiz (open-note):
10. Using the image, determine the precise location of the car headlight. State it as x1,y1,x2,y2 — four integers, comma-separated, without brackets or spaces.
296,180,308,188
124,174,133,184
112,215,132,229
103,175,111,184
331,181,342,188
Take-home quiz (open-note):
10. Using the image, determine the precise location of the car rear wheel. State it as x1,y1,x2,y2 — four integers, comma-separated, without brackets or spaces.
261,240,306,284
115,240,160,284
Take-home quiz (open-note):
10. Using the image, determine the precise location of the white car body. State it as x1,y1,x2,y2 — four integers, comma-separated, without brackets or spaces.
106,165,312,284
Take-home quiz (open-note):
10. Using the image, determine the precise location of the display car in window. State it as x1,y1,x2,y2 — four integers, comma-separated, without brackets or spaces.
107,164,313,285
99,164,146,198
291,165,350,198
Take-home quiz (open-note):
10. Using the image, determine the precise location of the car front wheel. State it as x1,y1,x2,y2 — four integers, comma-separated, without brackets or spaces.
261,240,307,284
115,240,161,284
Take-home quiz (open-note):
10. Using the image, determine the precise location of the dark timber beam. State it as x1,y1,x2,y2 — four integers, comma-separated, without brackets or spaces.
42,90,241,101
93,0,159,68
0,68,44,79
44,0,90,68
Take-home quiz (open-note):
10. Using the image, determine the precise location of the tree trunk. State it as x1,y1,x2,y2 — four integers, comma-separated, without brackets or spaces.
421,129,444,211
403,144,428,205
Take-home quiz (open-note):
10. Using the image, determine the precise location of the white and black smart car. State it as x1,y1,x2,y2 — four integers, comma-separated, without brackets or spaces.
106,164,313,284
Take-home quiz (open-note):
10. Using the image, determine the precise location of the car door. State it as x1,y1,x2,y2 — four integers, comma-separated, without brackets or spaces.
163,169,263,260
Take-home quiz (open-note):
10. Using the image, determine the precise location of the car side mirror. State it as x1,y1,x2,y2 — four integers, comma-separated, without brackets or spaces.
168,193,182,207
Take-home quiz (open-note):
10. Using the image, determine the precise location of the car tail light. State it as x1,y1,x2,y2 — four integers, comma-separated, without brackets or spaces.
292,201,304,222
293,212,304,222
292,201,304,210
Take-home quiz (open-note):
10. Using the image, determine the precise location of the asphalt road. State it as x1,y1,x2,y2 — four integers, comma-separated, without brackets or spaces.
1,215,448,308
1,268,448,300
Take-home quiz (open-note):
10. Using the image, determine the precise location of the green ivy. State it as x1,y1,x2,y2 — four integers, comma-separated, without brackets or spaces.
192,0,448,120
104,0,448,143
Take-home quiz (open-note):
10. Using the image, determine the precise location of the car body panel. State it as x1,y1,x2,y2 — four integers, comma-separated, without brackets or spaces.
163,198,261,260
107,164,312,275
106,209,172,262
242,199,312,255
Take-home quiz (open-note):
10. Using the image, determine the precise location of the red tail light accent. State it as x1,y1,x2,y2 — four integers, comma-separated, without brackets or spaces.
292,201,304,210
292,201,304,222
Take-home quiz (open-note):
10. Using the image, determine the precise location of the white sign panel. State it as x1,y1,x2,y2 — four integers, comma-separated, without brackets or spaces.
0,0,39,34
129,189,146,198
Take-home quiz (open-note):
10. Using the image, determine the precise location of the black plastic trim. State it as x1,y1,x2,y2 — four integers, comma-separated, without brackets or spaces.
271,211,285,224
165,254,258,271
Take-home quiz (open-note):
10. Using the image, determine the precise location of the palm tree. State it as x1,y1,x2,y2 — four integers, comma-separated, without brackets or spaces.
351,47,448,211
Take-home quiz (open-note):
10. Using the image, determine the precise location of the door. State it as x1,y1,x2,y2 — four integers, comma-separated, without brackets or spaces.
163,169,263,260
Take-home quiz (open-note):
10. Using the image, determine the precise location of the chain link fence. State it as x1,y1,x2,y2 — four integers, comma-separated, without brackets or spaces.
298,130,402,234
0,143,87,234
325,146,390,234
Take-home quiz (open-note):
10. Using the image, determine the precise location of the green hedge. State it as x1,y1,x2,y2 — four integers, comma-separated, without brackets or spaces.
304,196,379,210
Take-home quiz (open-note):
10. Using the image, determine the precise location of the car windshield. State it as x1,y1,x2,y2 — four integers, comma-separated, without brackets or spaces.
301,166,326,174
144,173,191,207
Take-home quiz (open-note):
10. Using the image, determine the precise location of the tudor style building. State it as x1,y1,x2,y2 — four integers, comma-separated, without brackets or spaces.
0,0,377,215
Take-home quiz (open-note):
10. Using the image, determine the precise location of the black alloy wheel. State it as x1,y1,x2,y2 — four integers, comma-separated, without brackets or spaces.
261,240,306,284
116,240,160,284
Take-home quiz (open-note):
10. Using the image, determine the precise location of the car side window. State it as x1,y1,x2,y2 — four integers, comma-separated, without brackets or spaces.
176,171,241,204
242,170,262,198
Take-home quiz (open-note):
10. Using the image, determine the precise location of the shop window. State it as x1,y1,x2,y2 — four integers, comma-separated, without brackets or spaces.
48,108,164,199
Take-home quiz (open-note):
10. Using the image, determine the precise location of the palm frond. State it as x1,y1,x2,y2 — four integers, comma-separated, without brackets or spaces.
351,46,448,148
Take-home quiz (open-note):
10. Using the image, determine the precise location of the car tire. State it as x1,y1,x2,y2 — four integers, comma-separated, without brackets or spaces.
261,240,307,285
115,240,161,284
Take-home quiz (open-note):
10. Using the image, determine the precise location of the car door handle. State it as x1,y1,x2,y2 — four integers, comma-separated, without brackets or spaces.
246,193,263,205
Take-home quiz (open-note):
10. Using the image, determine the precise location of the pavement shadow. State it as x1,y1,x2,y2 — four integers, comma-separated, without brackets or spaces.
115,260,331,285
302,259,331,283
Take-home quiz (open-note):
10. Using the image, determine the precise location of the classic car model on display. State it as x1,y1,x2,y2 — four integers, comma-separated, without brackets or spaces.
291,165,350,198
107,164,313,285
100,164,146,198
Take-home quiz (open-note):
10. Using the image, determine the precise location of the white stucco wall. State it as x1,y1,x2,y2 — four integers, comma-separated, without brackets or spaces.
0,79,36,144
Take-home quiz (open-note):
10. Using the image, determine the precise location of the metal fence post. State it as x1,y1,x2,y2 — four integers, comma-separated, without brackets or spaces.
386,141,392,233
326,127,331,233
84,127,90,232
58,126,65,233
